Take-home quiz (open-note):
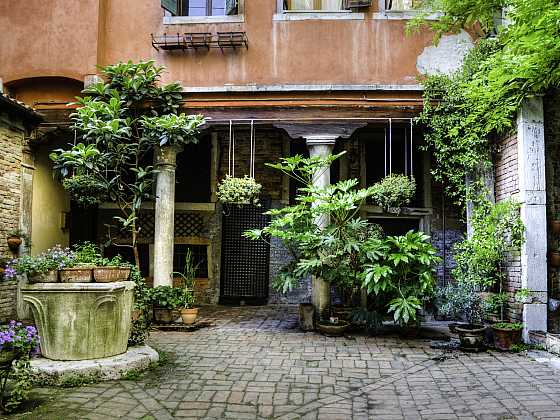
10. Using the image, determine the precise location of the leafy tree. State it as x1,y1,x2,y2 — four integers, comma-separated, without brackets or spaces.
50,61,205,267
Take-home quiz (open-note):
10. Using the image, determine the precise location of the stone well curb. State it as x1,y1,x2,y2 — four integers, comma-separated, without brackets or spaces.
30,345,159,385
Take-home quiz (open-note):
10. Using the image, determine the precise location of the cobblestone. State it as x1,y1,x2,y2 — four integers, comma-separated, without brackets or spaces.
8,305,560,419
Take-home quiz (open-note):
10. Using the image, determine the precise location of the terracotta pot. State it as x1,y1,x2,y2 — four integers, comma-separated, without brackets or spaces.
299,303,315,331
153,307,174,324
317,321,349,337
180,308,199,325
7,236,22,252
456,324,487,352
551,220,560,235
59,267,93,283
93,266,131,283
550,252,560,268
29,270,58,283
492,325,523,351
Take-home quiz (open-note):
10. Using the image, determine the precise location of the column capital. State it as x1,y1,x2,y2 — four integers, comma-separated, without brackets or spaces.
155,144,183,168
304,135,338,147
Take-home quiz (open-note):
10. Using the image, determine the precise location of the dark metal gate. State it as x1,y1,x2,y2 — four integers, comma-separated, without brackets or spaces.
219,202,271,305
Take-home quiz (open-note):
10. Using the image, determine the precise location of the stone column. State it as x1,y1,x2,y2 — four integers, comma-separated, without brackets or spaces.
84,74,103,88
304,134,338,319
153,145,180,287
517,97,548,340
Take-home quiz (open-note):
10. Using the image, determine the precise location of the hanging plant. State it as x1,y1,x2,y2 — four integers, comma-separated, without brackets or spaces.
371,174,416,212
62,174,108,207
217,175,262,206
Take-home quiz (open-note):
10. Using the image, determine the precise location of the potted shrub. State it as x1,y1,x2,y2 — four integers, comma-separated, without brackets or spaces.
435,281,477,333
217,175,262,207
149,286,182,324
93,255,131,283
492,322,523,351
452,286,487,352
370,174,416,213
173,249,200,325
59,242,100,283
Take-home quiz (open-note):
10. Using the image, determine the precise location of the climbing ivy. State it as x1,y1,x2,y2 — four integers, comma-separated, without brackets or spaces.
410,0,560,207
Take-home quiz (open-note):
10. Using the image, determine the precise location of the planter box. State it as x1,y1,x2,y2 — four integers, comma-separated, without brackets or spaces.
59,267,93,283
21,282,134,361
93,267,131,283
29,270,58,283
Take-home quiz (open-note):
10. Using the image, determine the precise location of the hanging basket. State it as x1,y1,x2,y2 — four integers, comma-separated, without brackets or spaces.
217,175,262,207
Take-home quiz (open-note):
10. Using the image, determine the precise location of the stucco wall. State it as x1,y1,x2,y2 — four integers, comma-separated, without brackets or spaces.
30,142,70,254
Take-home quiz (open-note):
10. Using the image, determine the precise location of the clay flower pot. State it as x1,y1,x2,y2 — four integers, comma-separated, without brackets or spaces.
180,308,199,325
29,270,58,283
93,266,131,283
6,236,22,252
551,220,560,235
492,324,523,351
456,324,487,352
153,307,174,324
550,251,560,268
59,267,93,283
317,320,349,337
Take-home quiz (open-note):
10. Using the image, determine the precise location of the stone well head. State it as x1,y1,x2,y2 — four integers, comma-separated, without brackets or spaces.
22,282,135,361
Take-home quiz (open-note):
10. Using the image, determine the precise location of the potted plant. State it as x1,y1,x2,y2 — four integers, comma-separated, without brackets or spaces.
59,242,100,283
550,248,560,268
217,175,262,207
436,282,476,333
370,174,416,213
515,288,533,304
317,316,350,337
451,284,487,352
148,286,182,324
492,322,523,351
6,229,28,253
173,249,199,325
551,215,560,235
0,321,40,368
4,245,75,283
93,255,131,283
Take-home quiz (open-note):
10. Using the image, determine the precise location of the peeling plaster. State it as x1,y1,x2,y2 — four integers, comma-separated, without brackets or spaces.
416,31,474,76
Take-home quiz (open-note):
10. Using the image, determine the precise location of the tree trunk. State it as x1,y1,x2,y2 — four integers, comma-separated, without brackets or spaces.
131,220,140,270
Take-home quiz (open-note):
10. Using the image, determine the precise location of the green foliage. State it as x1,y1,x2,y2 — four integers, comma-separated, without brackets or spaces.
371,174,416,211
362,231,440,325
50,60,205,267
62,175,108,207
172,249,198,309
453,197,524,289
484,292,509,315
217,175,262,206
349,308,383,334
4,357,33,413
128,265,151,346
514,288,533,302
493,322,523,330
148,286,183,310
72,242,102,265
436,281,485,324
412,0,560,207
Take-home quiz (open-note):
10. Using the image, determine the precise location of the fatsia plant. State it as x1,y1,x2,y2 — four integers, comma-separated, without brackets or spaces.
50,60,205,267
362,231,440,325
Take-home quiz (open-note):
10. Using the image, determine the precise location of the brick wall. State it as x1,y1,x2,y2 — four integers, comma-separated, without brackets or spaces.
494,131,523,322
0,115,25,321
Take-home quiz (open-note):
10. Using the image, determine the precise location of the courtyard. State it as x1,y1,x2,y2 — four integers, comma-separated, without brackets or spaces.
7,305,560,420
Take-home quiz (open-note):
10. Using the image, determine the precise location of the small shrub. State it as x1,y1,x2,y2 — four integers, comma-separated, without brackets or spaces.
217,175,262,206
371,174,416,211
493,322,523,330
63,175,107,207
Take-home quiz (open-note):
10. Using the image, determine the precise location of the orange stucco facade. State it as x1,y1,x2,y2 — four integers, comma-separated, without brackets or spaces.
1,0,438,106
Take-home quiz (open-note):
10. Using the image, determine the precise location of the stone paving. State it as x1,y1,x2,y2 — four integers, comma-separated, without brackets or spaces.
8,305,560,419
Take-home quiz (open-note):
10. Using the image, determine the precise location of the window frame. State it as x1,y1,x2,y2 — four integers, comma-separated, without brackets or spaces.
164,0,244,24
178,0,228,17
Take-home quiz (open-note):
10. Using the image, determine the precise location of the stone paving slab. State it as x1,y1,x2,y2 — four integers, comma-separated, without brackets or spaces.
5,305,560,419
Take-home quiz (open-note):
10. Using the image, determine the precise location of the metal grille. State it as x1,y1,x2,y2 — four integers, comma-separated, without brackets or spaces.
220,202,270,304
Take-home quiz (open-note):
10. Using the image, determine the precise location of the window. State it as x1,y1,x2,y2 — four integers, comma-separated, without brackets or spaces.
162,0,238,16
284,0,345,11
385,0,416,11
173,244,209,278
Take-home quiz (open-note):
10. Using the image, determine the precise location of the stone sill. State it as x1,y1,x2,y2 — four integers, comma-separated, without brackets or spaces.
372,11,441,20
273,12,364,21
164,15,244,25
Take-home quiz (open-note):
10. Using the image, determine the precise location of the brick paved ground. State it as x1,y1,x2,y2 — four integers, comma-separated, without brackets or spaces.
8,305,560,419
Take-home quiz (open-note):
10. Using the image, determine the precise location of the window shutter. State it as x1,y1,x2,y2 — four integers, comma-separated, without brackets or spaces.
225,0,238,15
344,0,372,8
161,0,178,15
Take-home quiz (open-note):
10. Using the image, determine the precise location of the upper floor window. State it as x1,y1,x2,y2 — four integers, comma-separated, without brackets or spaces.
284,0,345,11
385,0,416,11
162,0,238,16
